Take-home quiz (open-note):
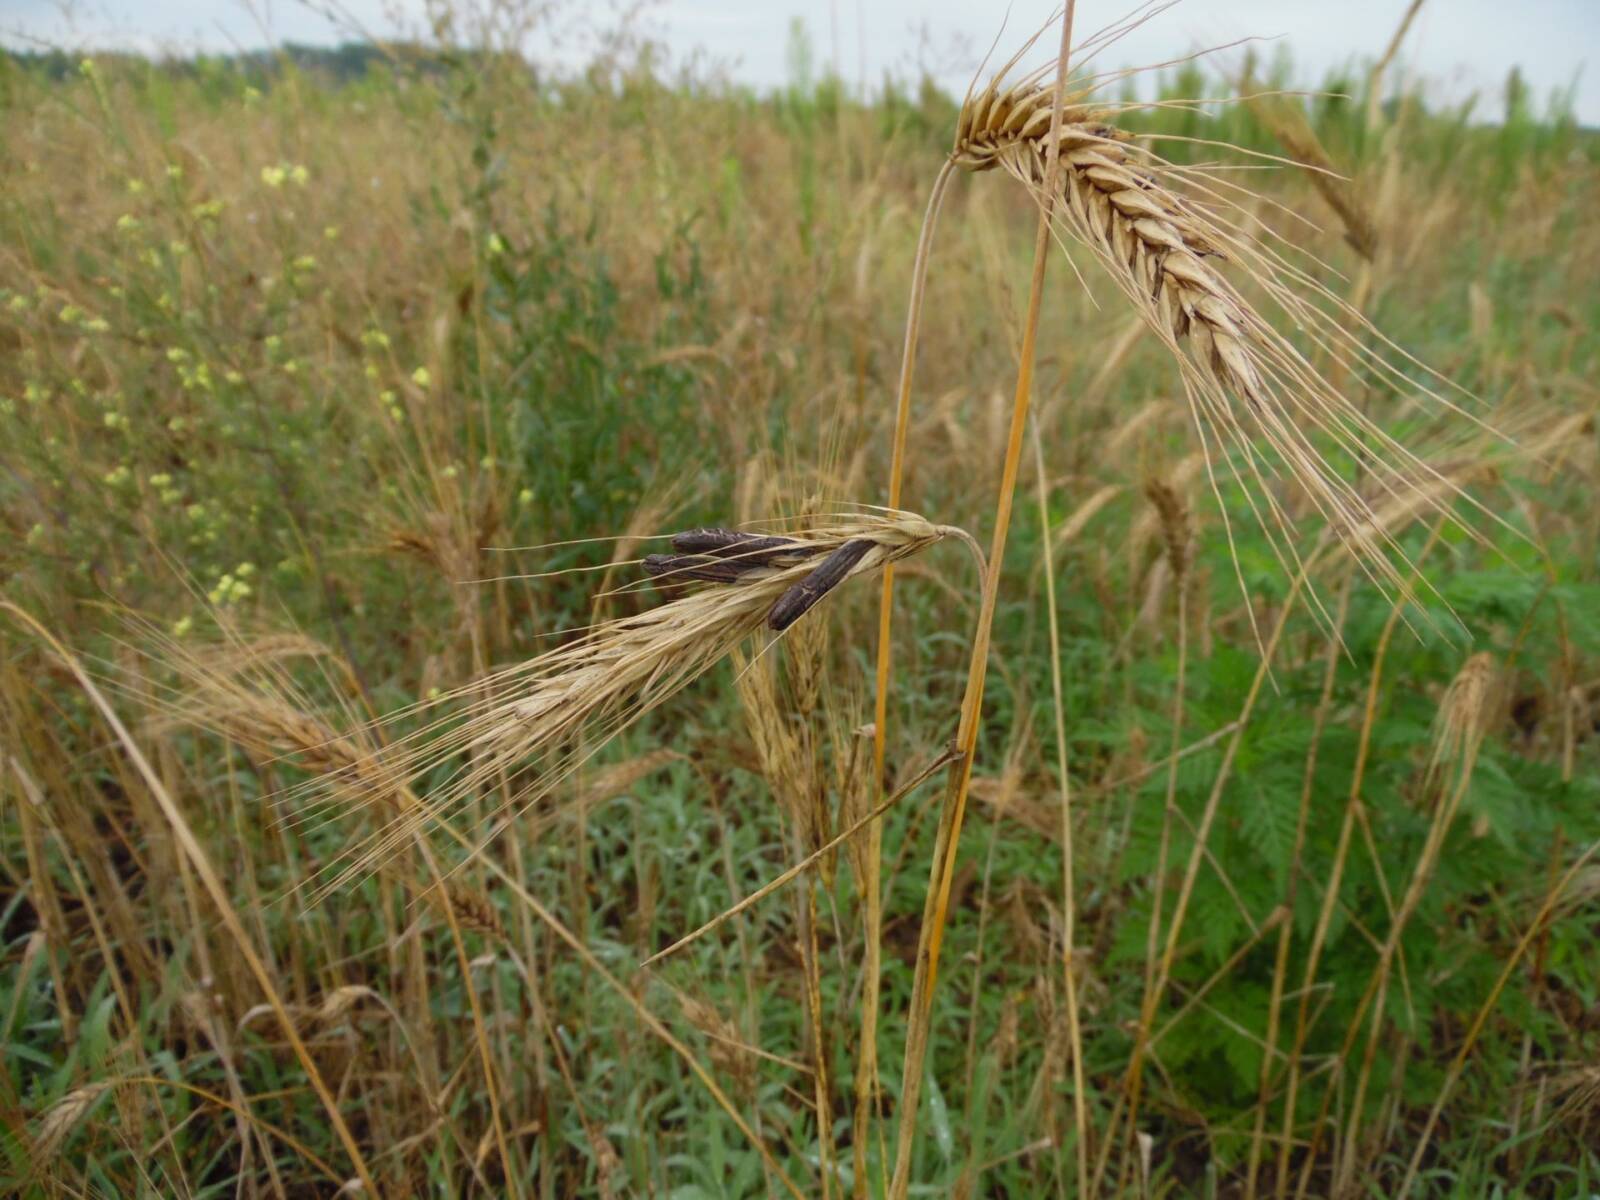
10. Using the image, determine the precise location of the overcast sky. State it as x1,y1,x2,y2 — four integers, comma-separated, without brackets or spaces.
5,1,1596,123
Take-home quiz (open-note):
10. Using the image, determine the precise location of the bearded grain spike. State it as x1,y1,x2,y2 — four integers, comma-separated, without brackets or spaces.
954,93,1268,418
315,510,953,885
942,66,1505,620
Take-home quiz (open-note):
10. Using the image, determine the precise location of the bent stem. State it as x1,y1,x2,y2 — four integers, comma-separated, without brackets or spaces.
887,9,1077,1198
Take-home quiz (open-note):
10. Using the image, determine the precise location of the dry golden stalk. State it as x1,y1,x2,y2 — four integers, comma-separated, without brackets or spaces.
888,17,1079,1195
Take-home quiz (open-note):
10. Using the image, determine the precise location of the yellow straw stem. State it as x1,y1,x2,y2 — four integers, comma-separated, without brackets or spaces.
888,8,1077,1197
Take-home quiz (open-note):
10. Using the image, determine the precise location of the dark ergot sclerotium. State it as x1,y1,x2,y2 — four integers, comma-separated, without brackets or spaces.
670,527,824,565
641,553,753,585
766,539,875,632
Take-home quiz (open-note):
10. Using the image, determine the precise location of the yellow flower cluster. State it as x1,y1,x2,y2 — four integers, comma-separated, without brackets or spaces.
260,162,310,188
207,562,257,607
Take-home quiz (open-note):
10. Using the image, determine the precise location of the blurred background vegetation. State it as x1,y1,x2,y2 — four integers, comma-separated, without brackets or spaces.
1,5,1598,1196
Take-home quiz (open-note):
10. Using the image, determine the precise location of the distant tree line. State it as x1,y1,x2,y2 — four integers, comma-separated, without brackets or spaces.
0,41,519,87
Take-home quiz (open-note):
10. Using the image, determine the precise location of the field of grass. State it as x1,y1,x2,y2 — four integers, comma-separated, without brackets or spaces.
2,12,1599,1198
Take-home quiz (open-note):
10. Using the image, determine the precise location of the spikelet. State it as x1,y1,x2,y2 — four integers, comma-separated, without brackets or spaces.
1430,651,1499,781
34,1083,111,1160
446,883,504,939
1143,478,1192,582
